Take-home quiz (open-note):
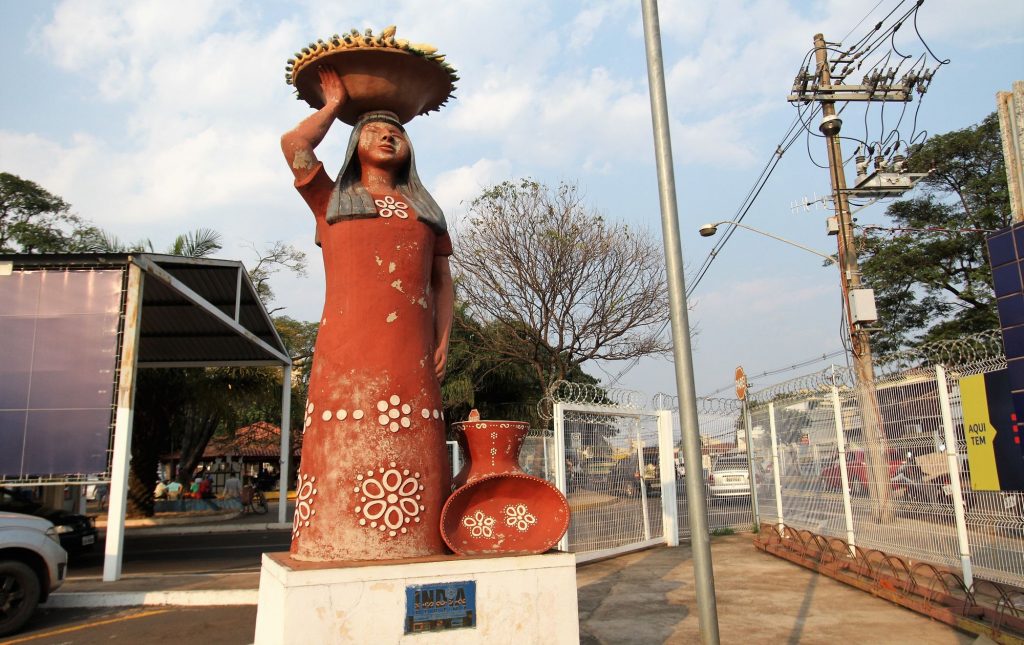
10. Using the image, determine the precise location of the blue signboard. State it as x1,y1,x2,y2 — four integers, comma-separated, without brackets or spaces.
404,580,476,633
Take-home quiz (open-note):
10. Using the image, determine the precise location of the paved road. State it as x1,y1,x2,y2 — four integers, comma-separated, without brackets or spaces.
69,529,292,577
5,535,975,645
3,606,258,645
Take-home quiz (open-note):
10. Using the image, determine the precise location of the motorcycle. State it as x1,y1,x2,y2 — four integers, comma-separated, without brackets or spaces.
890,451,932,503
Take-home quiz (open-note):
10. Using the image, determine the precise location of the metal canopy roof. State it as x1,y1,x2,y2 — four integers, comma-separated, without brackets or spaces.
0,253,291,368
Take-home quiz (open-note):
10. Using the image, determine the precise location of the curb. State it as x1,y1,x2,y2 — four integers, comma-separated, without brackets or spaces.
95,511,242,530
42,589,259,608
117,522,291,537
569,497,620,514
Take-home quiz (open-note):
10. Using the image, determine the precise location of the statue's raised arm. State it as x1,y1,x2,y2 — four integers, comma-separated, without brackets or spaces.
280,67,347,181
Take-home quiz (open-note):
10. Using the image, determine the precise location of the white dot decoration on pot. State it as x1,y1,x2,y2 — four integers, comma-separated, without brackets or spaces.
461,510,496,539
503,503,538,533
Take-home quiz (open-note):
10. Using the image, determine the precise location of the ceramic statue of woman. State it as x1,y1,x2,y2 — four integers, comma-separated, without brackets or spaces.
281,66,454,561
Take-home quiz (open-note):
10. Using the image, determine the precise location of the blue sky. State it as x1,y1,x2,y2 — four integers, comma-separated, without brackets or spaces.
1,0,1022,400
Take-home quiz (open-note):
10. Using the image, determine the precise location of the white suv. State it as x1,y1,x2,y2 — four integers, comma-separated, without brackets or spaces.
0,511,68,636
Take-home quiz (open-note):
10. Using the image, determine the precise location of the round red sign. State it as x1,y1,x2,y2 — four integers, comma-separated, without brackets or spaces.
735,366,747,401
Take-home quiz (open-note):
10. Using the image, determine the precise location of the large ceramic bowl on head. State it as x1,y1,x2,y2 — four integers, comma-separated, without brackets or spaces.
292,48,454,125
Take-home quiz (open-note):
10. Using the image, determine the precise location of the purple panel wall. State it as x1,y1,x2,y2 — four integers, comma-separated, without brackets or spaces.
0,268,122,479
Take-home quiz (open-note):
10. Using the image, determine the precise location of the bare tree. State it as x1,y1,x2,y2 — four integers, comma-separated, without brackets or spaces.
246,240,308,314
453,179,670,392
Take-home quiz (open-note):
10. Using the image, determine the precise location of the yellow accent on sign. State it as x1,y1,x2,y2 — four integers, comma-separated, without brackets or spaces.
959,373,1001,491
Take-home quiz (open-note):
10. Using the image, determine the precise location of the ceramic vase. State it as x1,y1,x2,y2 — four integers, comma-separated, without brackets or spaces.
440,419,570,555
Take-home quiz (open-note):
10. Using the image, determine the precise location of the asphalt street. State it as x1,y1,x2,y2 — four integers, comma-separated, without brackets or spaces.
69,529,292,577
2,606,259,645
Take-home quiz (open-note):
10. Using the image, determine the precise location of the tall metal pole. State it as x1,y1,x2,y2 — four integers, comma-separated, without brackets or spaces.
278,364,292,526
813,33,890,522
104,262,144,582
641,2,720,642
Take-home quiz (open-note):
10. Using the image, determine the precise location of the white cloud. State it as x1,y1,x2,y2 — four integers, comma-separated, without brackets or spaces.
897,0,1023,47
696,277,832,320
41,0,245,100
7,0,1022,334
447,77,534,133
431,158,512,228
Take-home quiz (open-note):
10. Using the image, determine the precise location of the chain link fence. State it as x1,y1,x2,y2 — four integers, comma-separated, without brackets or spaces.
470,332,1022,590
748,330,1024,590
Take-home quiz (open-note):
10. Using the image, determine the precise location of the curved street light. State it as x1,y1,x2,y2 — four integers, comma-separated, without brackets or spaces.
698,220,838,264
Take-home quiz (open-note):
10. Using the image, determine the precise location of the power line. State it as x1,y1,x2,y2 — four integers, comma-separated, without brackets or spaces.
607,1,948,389
698,348,848,397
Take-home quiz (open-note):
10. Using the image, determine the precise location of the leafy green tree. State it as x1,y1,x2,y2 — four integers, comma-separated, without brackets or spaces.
0,172,94,253
860,112,1010,353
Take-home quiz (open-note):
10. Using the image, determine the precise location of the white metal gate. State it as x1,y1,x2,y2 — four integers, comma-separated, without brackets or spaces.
551,401,679,563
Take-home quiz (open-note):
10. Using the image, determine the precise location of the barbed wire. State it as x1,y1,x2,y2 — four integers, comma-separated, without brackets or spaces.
874,329,1005,374
652,394,742,414
748,367,850,404
746,330,1005,403
537,380,645,421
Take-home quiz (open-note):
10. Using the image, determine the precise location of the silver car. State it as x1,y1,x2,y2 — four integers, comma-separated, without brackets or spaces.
708,455,752,498
0,511,68,636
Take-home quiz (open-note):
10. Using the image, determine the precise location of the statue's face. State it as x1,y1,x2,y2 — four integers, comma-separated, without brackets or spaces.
357,121,410,171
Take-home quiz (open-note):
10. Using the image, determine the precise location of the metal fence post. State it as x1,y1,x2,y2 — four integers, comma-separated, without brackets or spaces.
742,402,760,527
446,440,461,479
936,364,974,588
830,382,857,550
636,426,652,541
658,409,680,546
553,402,570,553
278,363,292,526
768,402,785,531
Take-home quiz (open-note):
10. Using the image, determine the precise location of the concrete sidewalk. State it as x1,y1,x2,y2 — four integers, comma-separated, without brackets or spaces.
44,533,975,644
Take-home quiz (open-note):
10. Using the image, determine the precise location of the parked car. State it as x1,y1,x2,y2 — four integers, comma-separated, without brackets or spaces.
609,450,662,498
818,449,903,495
581,458,617,486
707,454,753,498
0,489,97,554
0,511,68,636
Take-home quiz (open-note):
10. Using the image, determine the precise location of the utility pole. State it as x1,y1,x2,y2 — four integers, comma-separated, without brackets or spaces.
790,33,929,521
997,80,1024,222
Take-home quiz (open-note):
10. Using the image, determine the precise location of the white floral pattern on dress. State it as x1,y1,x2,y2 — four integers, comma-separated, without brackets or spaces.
375,394,412,433
462,510,496,538
292,473,318,537
353,462,424,537
374,195,409,219
503,503,537,532
302,401,314,433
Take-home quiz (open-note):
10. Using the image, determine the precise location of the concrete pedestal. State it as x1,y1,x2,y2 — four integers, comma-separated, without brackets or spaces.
253,551,579,644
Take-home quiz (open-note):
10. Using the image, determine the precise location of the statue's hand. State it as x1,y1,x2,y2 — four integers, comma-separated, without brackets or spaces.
318,66,347,108
434,345,448,382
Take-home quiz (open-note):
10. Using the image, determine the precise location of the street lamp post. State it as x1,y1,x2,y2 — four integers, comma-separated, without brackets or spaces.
641,1,720,643
698,221,837,264
700,215,892,522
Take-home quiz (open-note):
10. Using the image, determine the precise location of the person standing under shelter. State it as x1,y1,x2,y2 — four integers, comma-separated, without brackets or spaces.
166,480,183,500
223,473,242,500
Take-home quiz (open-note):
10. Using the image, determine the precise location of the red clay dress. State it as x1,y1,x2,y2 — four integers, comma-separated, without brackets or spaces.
289,163,451,561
